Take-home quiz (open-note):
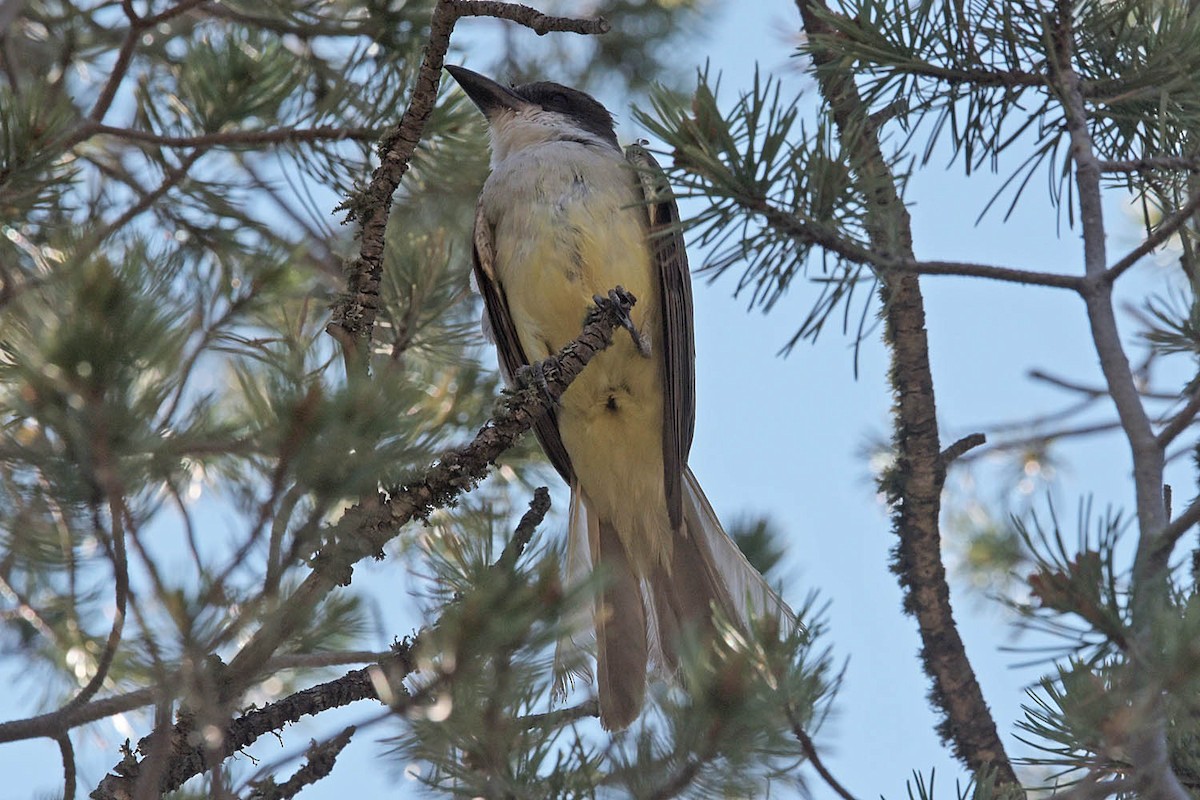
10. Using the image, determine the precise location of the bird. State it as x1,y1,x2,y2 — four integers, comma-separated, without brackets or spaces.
445,65,795,730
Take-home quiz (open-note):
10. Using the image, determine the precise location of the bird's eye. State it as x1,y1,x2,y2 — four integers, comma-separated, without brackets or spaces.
548,91,570,109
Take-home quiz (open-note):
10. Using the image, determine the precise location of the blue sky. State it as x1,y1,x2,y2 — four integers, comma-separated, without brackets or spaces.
4,0,1195,797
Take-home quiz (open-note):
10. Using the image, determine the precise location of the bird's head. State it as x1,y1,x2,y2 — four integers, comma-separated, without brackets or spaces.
445,65,619,164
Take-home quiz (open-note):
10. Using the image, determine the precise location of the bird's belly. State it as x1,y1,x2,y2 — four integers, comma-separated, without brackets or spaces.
494,190,671,572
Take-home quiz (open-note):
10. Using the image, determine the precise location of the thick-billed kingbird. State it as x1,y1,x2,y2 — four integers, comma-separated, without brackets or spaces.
446,65,794,730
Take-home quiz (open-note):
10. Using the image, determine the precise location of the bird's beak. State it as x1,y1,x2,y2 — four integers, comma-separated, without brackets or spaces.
445,65,526,119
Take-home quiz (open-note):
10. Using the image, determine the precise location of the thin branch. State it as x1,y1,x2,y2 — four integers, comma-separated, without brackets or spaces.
1102,186,1200,284
92,123,380,148
1156,389,1200,448
517,700,598,730
248,725,356,800
1048,2,1166,552
0,652,384,744
790,719,859,800
450,0,610,34
56,732,76,800
93,484,562,800
497,486,552,571
940,433,986,467
648,756,707,800
1030,369,1182,401
1100,157,1200,174
956,420,1122,464
59,431,131,716
84,148,206,251
1150,495,1200,565
1049,3,1184,798
745,196,1084,291
82,0,210,128
92,651,414,800
85,20,138,124
892,258,1084,290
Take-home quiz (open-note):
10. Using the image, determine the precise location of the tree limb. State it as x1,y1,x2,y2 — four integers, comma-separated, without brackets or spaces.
796,0,1020,787
91,649,414,800
1047,3,1185,798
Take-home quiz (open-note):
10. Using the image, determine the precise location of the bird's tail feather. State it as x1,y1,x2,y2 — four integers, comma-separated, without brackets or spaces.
554,470,795,730
555,486,653,730
594,517,648,730
678,466,797,631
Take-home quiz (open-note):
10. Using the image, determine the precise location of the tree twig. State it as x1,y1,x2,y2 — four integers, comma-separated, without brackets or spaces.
1102,185,1200,284
1100,157,1200,174
1156,389,1200,448
246,725,356,800
90,469,568,800
940,433,986,467
742,195,1084,291
0,652,386,744
56,732,76,800
790,718,858,800
91,123,380,148
497,487,552,571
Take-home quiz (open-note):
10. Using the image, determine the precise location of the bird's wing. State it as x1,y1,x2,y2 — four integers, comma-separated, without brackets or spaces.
625,143,695,531
472,201,575,482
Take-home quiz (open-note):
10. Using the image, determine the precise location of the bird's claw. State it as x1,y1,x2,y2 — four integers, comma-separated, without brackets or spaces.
515,361,558,407
591,287,651,358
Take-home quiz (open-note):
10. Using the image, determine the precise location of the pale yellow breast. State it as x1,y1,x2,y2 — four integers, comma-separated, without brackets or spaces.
482,143,657,360
481,142,673,572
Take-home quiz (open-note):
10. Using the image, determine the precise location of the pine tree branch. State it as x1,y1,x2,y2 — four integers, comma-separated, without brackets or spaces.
939,433,986,467
91,648,416,800
58,433,131,718
1150,495,1200,566
89,123,381,148
516,699,598,729
57,732,76,800
81,148,207,254
245,725,356,800
450,1,610,35
648,750,712,800
1156,389,1200,448
1102,185,1200,285
1100,157,1200,174
1030,369,1182,402
0,652,386,744
790,717,859,800
83,0,209,129
796,0,1020,788
497,487,552,571
222,290,636,693
1047,3,1185,798
90,472,568,800
740,193,1084,291
326,0,609,363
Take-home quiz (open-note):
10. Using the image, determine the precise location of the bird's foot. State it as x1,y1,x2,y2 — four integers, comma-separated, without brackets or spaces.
591,287,651,358
514,360,558,407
